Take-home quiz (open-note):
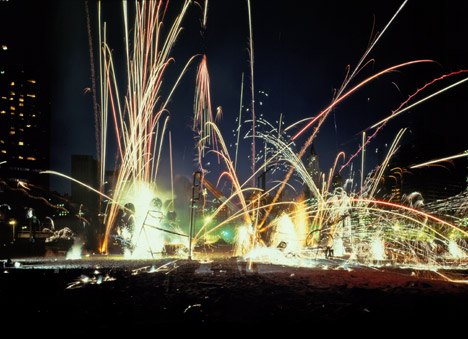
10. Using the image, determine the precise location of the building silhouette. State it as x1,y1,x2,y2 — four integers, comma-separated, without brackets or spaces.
71,155,99,214
0,0,51,190
380,143,467,204
0,70,49,188
304,143,322,200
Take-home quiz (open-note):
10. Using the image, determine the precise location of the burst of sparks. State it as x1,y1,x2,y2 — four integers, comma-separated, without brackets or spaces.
98,0,195,253
38,1,468,275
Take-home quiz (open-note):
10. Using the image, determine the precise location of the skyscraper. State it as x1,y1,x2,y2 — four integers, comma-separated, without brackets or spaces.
304,143,322,200
0,69,49,188
306,143,321,188
0,0,51,189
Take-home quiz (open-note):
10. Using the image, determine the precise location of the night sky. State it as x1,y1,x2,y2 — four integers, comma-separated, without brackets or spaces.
3,0,468,195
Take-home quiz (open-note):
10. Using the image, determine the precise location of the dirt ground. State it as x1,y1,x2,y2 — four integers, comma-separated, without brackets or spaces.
1,256,468,332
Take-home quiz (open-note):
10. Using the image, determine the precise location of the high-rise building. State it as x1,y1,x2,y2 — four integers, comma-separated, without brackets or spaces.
0,0,51,190
0,70,49,188
306,144,321,185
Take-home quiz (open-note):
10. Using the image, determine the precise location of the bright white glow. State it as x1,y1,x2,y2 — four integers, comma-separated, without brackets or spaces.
66,242,82,260
448,240,467,259
371,237,386,261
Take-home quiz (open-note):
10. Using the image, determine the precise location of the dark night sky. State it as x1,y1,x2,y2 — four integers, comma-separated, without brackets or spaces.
3,0,468,195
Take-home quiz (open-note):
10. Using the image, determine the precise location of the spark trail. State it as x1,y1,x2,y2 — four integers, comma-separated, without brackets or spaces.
410,153,468,169
340,69,468,173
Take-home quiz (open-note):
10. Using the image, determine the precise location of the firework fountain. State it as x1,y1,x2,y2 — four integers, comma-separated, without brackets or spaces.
43,0,468,273
95,0,196,257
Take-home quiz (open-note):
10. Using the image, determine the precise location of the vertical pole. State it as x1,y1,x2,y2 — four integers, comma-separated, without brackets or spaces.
361,131,366,193
189,171,201,260
169,132,174,211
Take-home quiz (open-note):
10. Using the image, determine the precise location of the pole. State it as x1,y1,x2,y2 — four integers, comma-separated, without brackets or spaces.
361,131,365,193
189,171,201,260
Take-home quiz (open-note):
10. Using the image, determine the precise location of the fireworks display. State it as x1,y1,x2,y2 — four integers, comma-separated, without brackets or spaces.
4,0,467,279
6,2,468,331
54,0,466,275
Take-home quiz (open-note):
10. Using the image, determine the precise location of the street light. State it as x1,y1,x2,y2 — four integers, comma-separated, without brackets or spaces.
8,219,16,243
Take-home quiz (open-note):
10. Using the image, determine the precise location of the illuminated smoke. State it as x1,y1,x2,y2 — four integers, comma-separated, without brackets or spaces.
448,240,467,259
370,237,386,261
66,241,83,260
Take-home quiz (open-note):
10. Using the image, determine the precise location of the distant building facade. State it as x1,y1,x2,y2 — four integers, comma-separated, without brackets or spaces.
304,143,322,200
0,70,49,188
380,143,468,204
71,155,99,214
0,0,50,190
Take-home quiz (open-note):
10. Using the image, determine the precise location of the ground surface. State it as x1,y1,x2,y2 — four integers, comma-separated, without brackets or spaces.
1,255,468,332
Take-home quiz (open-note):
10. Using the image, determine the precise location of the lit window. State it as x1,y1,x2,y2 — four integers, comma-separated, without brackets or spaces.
18,156,23,160
27,157,36,161
26,124,31,128
19,113,24,116
10,82,14,86
10,106,15,110
27,94,35,98
1,45,7,50
9,131,14,135
19,98,24,102
27,80,36,84
10,91,15,96
18,141,24,146
1,150,6,154
0,110,5,114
